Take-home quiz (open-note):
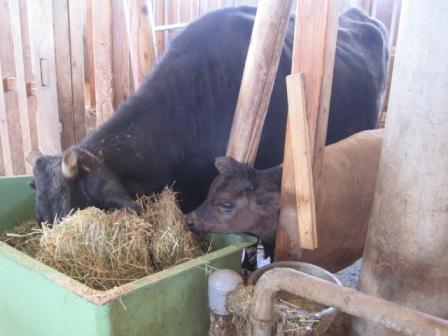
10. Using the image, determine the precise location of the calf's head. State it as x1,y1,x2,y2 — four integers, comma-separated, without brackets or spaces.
187,157,282,243
30,147,138,224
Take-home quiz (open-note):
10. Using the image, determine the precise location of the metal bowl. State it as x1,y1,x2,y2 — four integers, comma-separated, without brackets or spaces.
248,261,342,336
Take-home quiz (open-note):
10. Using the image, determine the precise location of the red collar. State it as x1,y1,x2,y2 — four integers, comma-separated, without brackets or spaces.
80,148,103,165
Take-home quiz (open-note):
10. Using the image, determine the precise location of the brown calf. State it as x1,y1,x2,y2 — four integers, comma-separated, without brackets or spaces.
187,129,383,272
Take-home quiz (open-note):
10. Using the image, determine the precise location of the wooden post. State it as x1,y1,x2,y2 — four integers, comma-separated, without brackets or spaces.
112,0,132,107
275,0,341,258
86,0,96,107
92,0,114,125
226,0,293,165
18,0,39,153
53,0,86,148
285,74,317,249
127,0,158,90
0,62,13,176
27,0,61,155
0,0,28,174
156,0,166,57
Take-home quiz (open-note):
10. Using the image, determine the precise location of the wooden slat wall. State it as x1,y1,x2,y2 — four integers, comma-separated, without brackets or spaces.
0,0,401,176
53,0,86,149
0,0,29,174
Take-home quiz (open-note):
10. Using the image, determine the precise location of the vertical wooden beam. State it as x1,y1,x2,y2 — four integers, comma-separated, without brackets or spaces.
53,0,86,149
27,0,62,155
275,0,341,258
226,0,293,165
180,0,193,23
112,0,131,107
67,0,86,144
18,0,39,153
92,0,114,125
10,0,33,173
156,0,166,57
0,62,13,176
0,0,27,174
166,0,180,44
285,74,317,249
127,0,157,90
86,0,96,107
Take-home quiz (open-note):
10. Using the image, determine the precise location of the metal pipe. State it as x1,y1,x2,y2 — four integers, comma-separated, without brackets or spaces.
250,268,448,336
154,22,188,32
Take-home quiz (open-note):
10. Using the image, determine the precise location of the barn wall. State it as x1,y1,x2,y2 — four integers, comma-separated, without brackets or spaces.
0,0,400,176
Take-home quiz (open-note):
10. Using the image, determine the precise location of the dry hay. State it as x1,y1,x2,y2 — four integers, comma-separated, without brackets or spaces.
227,284,324,336
0,188,211,290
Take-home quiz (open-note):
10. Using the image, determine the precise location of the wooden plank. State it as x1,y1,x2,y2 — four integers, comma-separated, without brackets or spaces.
9,0,33,173
18,0,39,152
68,0,86,144
226,0,293,165
28,0,62,154
180,0,193,23
285,74,317,248
156,0,166,57
92,0,114,125
127,0,157,90
166,0,180,44
275,0,341,259
0,62,13,176
0,0,27,174
53,0,87,146
112,0,131,107
86,0,96,107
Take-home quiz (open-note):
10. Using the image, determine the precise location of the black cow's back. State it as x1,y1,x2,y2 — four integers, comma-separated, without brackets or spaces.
82,6,388,212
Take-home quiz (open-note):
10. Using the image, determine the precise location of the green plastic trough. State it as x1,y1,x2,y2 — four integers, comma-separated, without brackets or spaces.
0,176,256,336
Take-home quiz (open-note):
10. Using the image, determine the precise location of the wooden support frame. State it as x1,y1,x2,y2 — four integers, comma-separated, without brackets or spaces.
285,74,317,249
226,0,293,165
53,0,86,149
127,0,158,90
92,0,114,125
275,0,341,258
18,0,39,153
0,0,30,175
112,0,132,107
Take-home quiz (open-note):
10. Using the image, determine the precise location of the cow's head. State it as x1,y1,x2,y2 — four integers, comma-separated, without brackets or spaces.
186,157,282,243
29,147,139,225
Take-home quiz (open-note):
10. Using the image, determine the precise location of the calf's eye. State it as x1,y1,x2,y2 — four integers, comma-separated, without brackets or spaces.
218,202,234,213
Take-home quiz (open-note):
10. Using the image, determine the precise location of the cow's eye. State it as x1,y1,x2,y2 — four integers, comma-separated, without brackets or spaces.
218,202,234,213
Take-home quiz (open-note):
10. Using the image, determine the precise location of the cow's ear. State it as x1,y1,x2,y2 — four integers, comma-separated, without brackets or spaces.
262,166,282,186
62,149,78,178
254,192,281,215
215,156,240,174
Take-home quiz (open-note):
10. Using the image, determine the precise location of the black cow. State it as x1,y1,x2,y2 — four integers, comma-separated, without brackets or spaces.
30,6,388,224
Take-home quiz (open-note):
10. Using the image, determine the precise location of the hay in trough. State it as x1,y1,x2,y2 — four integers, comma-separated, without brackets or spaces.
0,219,41,256
1,188,211,290
227,285,324,336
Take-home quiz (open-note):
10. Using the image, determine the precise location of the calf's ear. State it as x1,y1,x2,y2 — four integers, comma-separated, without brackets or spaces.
255,192,281,214
215,156,240,174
